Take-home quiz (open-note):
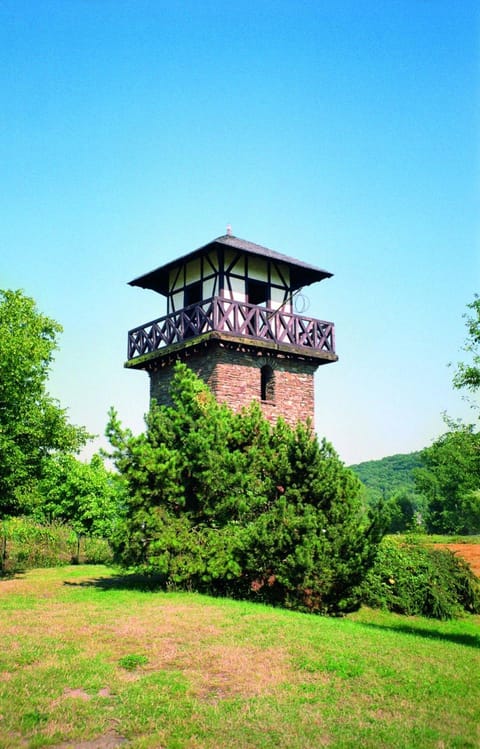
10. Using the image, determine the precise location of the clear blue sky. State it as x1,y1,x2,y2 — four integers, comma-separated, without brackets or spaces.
2,1,479,465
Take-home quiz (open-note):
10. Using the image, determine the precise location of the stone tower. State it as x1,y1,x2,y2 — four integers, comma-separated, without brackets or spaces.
125,233,337,426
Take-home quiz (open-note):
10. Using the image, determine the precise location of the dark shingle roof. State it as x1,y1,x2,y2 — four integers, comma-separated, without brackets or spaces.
129,234,332,295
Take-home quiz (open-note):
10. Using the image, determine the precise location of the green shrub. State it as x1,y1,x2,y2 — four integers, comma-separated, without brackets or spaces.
0,517,113,574
82,535,114,565
107,363,386,616
361,537,480,619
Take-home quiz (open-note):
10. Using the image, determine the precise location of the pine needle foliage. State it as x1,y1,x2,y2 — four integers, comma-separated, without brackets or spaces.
106,363,385,615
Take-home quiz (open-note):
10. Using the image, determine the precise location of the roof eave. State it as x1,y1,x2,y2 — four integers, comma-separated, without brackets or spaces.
128,235,333,295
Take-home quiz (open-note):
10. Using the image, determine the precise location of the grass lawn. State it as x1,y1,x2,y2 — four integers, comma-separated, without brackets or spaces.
0,566,479,749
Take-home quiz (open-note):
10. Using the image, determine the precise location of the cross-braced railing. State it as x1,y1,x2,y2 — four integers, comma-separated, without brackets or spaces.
127,297,335,360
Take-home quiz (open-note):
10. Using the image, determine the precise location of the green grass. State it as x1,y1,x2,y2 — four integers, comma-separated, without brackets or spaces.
401,533,480,545
0,566,479,748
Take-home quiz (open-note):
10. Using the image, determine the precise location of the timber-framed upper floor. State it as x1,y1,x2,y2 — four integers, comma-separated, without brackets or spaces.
126,233,337,369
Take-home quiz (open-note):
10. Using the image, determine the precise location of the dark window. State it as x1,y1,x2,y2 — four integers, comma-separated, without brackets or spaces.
183,282,203,339
184,281,203,308
261,365,275,402
248,279,268,307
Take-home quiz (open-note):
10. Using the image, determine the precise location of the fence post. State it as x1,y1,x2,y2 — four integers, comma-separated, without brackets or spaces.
1,524,7,574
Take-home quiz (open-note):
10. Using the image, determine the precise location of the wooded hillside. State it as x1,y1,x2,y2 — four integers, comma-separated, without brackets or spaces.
350,452,423,503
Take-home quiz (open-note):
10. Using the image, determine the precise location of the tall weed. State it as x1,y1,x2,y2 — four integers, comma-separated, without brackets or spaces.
0,517,113,574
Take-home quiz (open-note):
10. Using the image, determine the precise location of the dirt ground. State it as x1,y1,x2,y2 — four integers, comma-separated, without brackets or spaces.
441,544,480,577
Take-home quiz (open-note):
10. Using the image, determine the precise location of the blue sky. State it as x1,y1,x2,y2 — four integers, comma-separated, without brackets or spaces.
1,1,479,465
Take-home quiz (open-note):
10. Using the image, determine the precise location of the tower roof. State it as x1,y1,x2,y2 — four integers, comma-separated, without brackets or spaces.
128,234,332,295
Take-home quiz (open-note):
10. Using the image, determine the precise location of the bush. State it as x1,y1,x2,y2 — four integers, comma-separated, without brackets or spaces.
107,363,386,615
0,517,113,574
82,535,115,565
361,537,480,619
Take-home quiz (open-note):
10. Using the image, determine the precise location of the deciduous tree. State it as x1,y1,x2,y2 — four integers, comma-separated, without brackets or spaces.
452,294,480,402
414,297,480,534
416,426,480,534
0,289,89,516
37,453,123,538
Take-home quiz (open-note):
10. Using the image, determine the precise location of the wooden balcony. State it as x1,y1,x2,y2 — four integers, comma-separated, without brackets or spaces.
126,296,336,366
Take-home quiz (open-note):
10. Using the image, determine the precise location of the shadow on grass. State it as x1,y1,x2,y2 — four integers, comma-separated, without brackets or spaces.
358,621,480,649
0,570,26,581
63,573,167,592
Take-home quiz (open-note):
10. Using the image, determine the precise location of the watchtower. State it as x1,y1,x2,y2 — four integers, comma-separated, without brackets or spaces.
125,233,337,426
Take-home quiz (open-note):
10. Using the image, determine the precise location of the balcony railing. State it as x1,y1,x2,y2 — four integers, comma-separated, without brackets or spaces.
127,296,335,360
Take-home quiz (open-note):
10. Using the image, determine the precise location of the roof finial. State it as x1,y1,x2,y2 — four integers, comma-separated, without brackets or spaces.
226,224,232,236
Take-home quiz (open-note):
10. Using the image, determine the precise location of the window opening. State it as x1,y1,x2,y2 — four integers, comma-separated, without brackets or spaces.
183,281,203,339
184,281,203,308
261,365,275,402
248,279,269,307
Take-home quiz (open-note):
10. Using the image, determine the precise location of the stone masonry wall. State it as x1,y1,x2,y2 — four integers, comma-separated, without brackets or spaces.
149,344,318,426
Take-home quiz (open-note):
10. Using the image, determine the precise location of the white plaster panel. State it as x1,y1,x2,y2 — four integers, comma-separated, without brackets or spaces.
203,278,215,298
171,268,184,292
230,276,246,301
185,258,201,285
171,291,183,311
270,286,289,310
271,263,289,286
248,257,268,281
229,254,245,274
207,250,218,273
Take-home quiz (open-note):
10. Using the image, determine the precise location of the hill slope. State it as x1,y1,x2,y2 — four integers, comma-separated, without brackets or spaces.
350,452,423,503
1,565,479,748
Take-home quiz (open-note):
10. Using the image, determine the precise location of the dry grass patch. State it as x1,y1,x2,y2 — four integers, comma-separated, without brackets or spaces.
50,731,129,749
186,643,290,700
109,605,292,699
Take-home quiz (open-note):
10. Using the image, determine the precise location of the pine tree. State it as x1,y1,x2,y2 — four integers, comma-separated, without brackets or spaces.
106,362,385,614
